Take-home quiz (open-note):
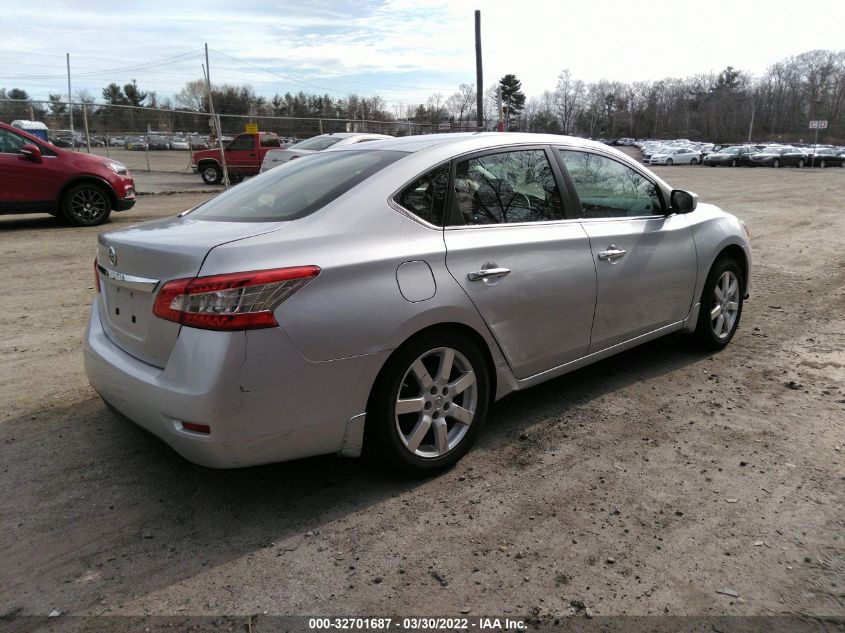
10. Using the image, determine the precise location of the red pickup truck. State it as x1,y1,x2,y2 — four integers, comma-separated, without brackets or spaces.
192,132,284,184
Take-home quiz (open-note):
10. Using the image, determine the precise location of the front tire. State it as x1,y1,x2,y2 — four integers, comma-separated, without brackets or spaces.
200,163,223,184
367,331,490,475
666,158,673,166
693,259,744,350
797,159,805,168
773,159,780,168
62,183,112,226
819,159,826,168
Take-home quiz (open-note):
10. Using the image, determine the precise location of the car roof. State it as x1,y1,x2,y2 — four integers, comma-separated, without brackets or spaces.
328,132,618,157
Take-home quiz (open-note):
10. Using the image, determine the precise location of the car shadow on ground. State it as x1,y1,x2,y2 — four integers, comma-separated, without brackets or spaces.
0,214,64,231
0,332,708,614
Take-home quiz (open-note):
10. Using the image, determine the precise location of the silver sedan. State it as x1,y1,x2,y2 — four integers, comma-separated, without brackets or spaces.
84,133,752,474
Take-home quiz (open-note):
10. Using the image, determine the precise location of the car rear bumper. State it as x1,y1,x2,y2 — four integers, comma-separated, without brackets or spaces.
83,303,381,468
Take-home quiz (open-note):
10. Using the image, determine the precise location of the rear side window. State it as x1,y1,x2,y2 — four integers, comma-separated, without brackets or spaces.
450,149,565,225
557,149,662,218
188,150,405,222
394,163,449,226
291,136,343,151
260,134,281,148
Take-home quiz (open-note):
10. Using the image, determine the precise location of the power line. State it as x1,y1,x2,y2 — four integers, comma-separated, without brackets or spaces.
0,50,204,81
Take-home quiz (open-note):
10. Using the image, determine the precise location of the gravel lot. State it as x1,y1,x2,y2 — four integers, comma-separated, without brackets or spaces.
0,165,842,625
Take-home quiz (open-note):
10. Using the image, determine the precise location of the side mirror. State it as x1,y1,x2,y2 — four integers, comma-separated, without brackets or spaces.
20,143,42,161
670,189,697,213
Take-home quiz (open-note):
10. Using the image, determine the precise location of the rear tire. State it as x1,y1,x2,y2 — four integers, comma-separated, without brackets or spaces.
666,158,673,166
62,183,112,226
200,163,223,185
693,258,744,350
690,157,698,165
819,159,826,168
773,159,780,168
797,159,805,168
730,159,737,167
367,331,490,476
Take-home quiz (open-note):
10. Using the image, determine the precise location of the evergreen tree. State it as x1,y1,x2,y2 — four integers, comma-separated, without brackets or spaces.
499,74,526,130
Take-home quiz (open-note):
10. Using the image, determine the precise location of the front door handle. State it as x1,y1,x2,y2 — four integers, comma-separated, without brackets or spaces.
468,267,511,281
598,245,627,261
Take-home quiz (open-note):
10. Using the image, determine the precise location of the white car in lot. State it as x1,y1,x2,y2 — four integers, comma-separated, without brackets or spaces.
260,133,392,172
649,147,702,166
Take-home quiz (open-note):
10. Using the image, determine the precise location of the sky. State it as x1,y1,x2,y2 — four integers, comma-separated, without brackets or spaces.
2,0,844,108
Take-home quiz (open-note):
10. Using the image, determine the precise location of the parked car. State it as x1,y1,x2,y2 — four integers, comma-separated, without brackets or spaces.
704,145,757,167
108,137,126,147
188,136,210,150
192,132,284,184
649,147,702,166
147,136,171,150
260,133,392,172
49,135,74,148
808,147,845,168
125,137,147,151
748,146,809,168
0,121,135,225
85,132,751,473
169,137,190,151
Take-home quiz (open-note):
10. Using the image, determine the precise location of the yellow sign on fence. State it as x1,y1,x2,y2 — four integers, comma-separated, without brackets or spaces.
245,123,258,134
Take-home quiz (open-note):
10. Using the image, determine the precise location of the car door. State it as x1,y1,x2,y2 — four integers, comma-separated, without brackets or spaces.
0,128,61,211
555,148,698,353
443,146,597,379
224,134,258,173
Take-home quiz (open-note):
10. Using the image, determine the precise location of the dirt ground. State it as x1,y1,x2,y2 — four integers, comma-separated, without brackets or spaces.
0,164,843,626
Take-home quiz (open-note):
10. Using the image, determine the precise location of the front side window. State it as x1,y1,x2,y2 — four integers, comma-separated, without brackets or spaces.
188,150,405,222
394,163,449,226
451,149,565,225
557,149,662,218
228,135,254,151
0,129,27,154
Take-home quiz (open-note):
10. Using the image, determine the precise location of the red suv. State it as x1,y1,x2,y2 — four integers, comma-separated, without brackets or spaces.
0,122,136,226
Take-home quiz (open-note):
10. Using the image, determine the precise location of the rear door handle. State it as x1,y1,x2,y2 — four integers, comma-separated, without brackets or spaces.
468,267,511,281
598,246,627,261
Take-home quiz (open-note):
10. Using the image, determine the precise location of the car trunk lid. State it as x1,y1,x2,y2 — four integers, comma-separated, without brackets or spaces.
96,216,286,368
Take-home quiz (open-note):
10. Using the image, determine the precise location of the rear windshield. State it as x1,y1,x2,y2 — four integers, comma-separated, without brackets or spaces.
187,150,405,222
290,136,344,151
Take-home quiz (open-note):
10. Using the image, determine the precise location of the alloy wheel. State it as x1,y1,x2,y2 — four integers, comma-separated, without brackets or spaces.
70,188,108,223
710,271,740,340
394,347,478,459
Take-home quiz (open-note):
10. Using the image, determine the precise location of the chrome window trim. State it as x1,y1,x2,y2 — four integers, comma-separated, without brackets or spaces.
387,197,442,231
443,217,583,231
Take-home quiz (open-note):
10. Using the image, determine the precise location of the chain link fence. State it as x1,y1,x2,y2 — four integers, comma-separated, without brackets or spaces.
1,99,477,193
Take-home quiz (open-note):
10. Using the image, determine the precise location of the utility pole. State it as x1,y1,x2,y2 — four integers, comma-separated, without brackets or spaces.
474,10,483,131
747,100,755,143
66,53,74,147
497,86,504,132
203,46,229,189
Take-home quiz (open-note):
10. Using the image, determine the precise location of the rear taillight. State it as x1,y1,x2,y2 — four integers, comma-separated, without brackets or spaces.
94,258,101,292
152,266,319,331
